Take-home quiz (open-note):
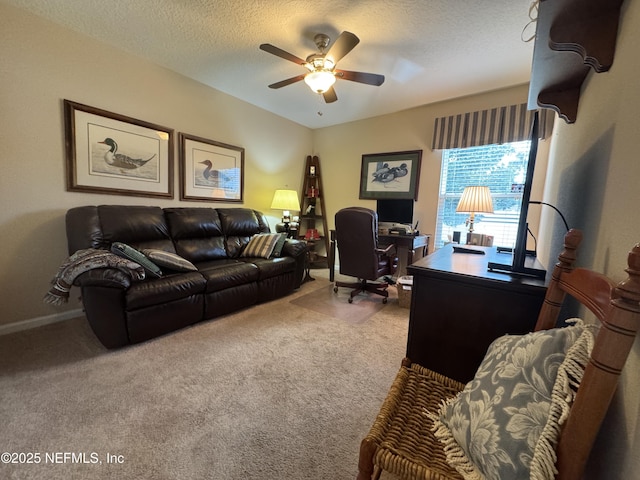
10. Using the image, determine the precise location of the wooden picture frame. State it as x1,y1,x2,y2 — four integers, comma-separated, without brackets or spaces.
179,133,244,202
359,150,422,200
64,100,174,198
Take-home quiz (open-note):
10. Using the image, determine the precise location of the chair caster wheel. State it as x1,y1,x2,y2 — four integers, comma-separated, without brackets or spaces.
348,297,353,303
333,286,338,293
383,298,388,304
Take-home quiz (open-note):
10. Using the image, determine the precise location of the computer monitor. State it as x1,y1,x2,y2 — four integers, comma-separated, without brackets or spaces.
376,199,414,225
487,111,546,279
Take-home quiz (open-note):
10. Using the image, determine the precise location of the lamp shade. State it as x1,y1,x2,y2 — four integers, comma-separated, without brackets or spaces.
270,189,300,212
456,186,494,214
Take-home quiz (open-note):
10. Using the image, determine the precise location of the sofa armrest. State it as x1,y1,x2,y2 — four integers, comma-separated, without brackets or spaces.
282,238,307,288
282,238,307,258
73,268,134,289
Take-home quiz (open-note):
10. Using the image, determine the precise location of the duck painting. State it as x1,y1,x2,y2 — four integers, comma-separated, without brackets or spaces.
98,138,156,169
372,162,408,183
372,163,391,182
198,160,231,185
389,163,408,178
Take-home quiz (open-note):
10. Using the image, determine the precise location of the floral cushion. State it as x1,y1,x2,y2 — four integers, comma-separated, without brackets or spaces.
432,319,596,480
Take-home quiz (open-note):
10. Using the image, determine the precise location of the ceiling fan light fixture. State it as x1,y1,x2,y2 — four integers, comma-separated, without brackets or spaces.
304,70,336,93
260,31,383,101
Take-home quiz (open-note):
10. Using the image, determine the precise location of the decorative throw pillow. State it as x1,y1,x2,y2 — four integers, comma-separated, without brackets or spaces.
270,232,288,258
432,319,596,480
142,249,198,272
241,233,282,259
111,242,163,278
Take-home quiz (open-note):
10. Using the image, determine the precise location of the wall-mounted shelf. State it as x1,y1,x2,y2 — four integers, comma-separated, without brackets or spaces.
528,0,624,123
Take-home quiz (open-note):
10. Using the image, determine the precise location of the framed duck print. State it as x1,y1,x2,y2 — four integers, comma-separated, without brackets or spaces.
179,133,244,202
359,150,422,200
64,100,174,198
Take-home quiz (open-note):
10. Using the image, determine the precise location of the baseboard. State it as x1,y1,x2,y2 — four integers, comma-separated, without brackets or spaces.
0,309,84,336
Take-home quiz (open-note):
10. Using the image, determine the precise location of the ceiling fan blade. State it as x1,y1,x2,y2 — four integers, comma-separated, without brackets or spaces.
259,43,306,65
322,87,338,103
325,31,359,65
336,69,385,86
268,74,306,89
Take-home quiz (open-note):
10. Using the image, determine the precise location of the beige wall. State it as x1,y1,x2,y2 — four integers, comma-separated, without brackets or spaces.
536,0,640,477
0,4,312,327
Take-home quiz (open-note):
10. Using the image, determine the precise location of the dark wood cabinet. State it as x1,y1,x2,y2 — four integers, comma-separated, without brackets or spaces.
406,245,548,383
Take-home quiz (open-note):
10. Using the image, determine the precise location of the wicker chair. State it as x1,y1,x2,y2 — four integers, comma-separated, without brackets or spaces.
357,229,640,480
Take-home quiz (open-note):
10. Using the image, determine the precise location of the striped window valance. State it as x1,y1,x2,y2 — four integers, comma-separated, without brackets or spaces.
431,103,554,150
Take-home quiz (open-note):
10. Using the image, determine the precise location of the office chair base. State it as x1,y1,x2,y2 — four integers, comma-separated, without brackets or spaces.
333,279,389,303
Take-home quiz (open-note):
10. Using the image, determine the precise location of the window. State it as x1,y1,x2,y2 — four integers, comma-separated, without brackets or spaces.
434,140,531,249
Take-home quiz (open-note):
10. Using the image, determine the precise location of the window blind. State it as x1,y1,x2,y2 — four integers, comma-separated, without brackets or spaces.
434,141,532,248
431,103,554,150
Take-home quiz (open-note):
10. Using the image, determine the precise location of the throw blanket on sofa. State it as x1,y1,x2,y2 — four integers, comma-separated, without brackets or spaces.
44,248,146,305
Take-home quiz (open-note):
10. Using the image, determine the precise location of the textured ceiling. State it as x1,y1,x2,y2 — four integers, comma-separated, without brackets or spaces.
5,0,537,129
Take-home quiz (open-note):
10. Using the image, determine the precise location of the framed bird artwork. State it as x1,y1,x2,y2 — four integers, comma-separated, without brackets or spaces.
359,150,422,200
64,100,174,198
178,133,244,203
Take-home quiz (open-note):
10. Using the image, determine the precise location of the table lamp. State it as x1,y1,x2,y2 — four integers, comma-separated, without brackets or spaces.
456,186,493,233
270,189,301,232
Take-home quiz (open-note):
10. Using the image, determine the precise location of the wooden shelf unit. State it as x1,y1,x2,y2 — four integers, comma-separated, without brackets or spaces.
299,155,329,267
528,0,624,123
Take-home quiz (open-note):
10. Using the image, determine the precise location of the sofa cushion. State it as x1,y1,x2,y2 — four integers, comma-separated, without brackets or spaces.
125,271,206,310
164,208,227,262
165,207,224,238
240,256,296,280
99,205,174,251
111,242,163,278
271,233,288,258
218,208,270,257
199,261,259,293
241,233,283,259
142,249,197,272
66,206,106,252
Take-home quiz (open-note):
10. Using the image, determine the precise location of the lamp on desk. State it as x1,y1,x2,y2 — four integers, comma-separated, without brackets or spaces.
271,189,301,233
456,186,494,233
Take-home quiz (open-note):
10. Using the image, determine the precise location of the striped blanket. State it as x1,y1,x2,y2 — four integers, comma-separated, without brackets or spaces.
44,248,145,305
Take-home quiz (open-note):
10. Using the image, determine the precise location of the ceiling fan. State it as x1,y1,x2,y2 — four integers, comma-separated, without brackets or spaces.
259,31,385,104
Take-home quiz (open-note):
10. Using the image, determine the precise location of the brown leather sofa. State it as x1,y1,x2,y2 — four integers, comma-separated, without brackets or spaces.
65,205,307,348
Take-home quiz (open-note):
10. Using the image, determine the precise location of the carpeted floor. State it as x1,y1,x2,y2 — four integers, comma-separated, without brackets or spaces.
0,270,407,479
290,278,396,324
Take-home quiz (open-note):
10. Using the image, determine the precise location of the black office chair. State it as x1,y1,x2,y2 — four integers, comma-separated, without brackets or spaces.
333,207,395,303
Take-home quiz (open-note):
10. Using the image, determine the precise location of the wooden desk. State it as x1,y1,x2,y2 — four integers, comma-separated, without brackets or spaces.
379,234,430,277
406,244,548,383
329,231,430,281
